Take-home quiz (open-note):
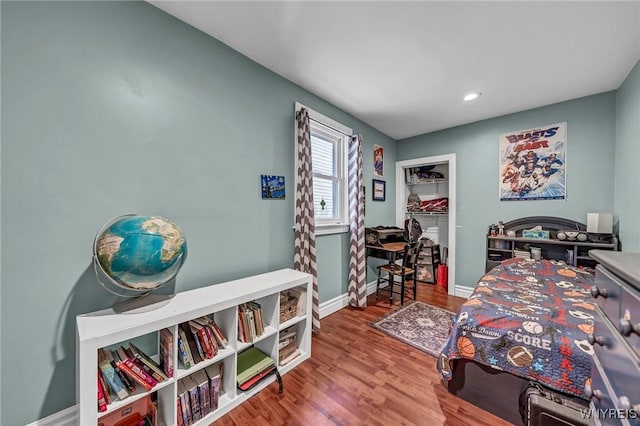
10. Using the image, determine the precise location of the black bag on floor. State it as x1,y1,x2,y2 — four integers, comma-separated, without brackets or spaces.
519,382,589,426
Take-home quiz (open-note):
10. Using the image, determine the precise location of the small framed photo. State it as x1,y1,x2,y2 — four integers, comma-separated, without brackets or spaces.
372,179,385,201
261,175,285,199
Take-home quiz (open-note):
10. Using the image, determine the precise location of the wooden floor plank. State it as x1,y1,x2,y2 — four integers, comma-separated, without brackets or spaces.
213,283,512,426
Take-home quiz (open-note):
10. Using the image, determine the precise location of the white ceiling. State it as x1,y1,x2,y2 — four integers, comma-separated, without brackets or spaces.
150,1,640,140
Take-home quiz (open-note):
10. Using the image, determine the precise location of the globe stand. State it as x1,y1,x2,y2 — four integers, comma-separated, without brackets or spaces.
112,293,174,314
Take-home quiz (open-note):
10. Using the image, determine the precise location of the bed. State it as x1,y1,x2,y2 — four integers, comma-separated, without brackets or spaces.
437,257,596,425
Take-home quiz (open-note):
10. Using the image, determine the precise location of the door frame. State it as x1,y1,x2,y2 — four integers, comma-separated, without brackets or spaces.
395,154,457,296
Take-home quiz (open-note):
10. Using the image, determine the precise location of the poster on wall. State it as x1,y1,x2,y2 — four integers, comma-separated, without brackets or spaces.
373,144,384,177
499,122,567,201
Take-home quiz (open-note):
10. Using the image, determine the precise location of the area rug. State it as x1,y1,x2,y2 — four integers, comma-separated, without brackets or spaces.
370,301,455,357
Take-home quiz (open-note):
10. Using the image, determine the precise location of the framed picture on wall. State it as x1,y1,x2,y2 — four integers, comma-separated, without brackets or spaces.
261,175,285,199
372,179,385,201
499,122,566,201
373,145,384,177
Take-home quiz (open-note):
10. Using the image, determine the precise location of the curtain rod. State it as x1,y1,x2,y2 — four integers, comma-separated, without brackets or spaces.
309,116,353,137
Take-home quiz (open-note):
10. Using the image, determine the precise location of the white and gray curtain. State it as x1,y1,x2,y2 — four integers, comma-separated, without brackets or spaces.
348,134,367,308
294,108,320,334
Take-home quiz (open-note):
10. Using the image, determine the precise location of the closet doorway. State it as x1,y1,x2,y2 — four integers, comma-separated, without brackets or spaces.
395,154,457,296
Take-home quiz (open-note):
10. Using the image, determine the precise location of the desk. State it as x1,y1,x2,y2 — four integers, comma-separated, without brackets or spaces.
366,242,407,265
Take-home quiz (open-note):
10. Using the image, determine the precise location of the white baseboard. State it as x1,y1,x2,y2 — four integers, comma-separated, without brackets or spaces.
454,285,473,299
318,280,378,319
26,405,77,426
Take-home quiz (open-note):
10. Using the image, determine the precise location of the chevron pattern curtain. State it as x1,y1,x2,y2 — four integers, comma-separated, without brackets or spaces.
348,134,367,308
294,108,320,334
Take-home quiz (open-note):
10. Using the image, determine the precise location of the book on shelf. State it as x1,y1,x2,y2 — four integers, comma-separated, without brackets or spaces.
189,320,216,359
245,306,256,341
98,370,112,405
191,369,211,417
182,321,205,362
192,317,221,354
177,327,194,369
185,375,202,423
237,302,266,343
97,371,108,412
114,347,156,391
177,379,191,426
159,328,174,378
247,301,264,336
105,349,136,393
97,348,129,400
123,346,166,384
204,363,223,411
203,315,228,348
237,308,247,343
237,364,277,392
176,395,185,426
129,342,169,381
179,323,203,365
236,347,275,385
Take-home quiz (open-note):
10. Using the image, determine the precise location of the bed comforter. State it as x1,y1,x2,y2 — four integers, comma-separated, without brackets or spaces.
437,258,595,398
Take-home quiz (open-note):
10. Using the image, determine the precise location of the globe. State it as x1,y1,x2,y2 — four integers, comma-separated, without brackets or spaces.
93,214,187,295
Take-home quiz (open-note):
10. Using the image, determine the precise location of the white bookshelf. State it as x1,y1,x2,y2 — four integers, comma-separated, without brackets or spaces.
76,268,313,426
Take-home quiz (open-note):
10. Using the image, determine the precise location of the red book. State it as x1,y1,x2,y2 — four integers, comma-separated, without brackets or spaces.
206,318,229,348
238,365,277,391
189,321,214,359
98,371,112,405
200,322,219,356
97,372,108,412
176,396,185,426
115,347,155,391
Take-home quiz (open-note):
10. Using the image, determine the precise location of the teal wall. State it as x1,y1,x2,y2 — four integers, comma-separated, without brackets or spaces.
615,60,640,251
0,2,395,424
397,92,617,288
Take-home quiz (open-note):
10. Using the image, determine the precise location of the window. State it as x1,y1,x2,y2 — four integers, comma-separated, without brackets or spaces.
295,103,351,235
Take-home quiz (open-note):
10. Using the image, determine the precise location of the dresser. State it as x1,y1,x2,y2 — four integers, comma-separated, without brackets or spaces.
587,250,640,426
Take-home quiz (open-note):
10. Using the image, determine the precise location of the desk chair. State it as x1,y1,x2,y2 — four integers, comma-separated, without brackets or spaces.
376,241,423,306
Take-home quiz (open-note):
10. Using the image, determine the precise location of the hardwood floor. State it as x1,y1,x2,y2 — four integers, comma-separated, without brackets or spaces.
214,284,512,426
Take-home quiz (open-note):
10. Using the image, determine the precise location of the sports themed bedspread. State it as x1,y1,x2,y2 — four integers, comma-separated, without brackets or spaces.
437,258,596,399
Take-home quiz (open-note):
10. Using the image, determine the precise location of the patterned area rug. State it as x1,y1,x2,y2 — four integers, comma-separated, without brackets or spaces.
370,301,455,357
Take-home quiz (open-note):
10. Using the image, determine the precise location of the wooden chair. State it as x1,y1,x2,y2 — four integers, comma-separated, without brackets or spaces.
376,241,423,306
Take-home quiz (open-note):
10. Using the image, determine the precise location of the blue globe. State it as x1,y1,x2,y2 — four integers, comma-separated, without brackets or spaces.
94,215,187,292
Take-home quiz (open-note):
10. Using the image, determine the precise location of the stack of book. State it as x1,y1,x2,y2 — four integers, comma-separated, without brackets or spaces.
237,302,264,343
176,363,223,426
97,336,173,410
177,315,228,370
278,326,300,366
236,347,276,392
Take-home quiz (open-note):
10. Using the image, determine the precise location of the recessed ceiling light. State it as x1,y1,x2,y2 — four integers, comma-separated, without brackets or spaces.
463,92,481,102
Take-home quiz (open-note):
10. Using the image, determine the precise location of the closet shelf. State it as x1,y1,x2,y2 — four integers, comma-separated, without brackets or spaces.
405,211,448,216
406,178,448,185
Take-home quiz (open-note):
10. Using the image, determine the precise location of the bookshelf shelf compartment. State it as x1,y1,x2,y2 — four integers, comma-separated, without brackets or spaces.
176,346,235,380
280,314,306,330
77,268,313,426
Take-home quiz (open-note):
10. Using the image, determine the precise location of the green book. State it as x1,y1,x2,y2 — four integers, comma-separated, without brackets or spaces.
237,347,274,384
